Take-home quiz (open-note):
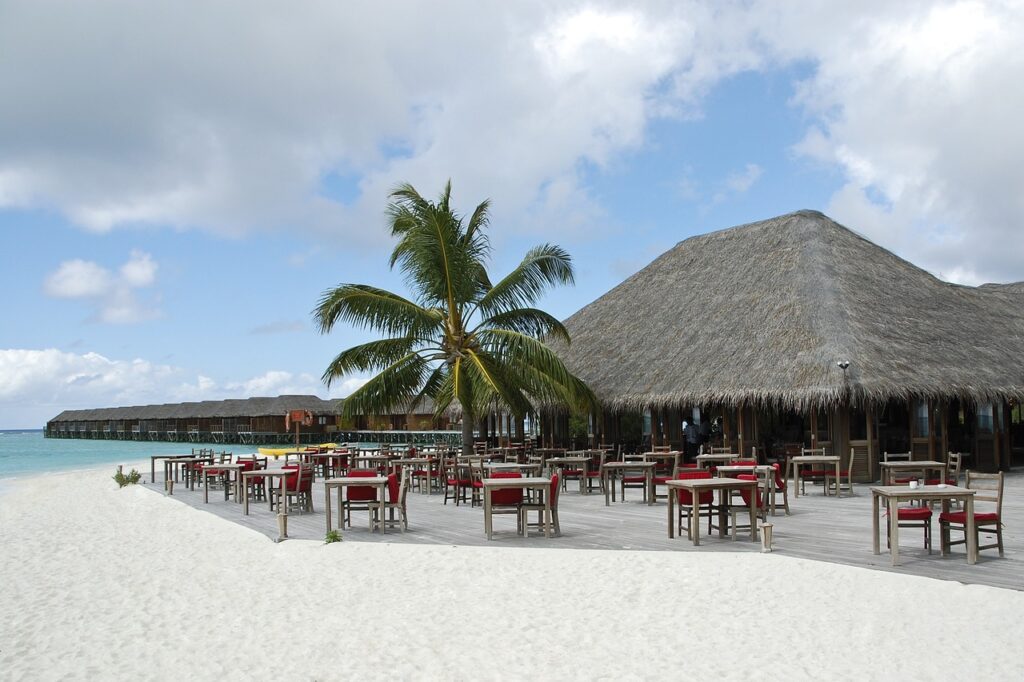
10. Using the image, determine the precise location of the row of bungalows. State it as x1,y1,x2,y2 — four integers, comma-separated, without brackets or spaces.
46,395,456,445
544,211,1024,477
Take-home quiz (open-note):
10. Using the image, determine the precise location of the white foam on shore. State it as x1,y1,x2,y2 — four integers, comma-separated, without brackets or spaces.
2,468,1022,680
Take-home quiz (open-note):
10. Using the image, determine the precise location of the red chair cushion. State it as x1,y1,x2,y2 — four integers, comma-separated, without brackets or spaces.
386,473,399,503
550,472,560,507
736,473,762,507
490,472,523,505
939,511,999,525
897,507,932,520
675,471,713,505
347,468,379,502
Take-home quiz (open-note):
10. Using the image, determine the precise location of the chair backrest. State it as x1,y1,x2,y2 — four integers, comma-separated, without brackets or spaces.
218,451,233,463
711,447,731,454
675,470,713,505
883,451,911,463
801,448,825,457
653,445,671,453
947,452,963,483
772,462,784,488
282,464,313,492
846,447,857,478
736,473,763,507
387,471,408,504
550,472,560,509
347,467,379,502
965,471,1003,517
490,471,523,505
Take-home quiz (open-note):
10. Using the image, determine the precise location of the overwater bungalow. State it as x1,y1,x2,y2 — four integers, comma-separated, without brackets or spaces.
545,210,1024,476
46,395,456,445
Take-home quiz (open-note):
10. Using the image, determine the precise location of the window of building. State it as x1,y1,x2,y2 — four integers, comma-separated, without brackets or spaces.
913,400,929,438
977,404,994,433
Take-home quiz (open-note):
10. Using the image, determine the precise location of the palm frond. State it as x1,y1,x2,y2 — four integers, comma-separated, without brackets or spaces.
321,337,419,383
313,284,443,337
477,308,570,343
339,353,431,418
477,244,574,316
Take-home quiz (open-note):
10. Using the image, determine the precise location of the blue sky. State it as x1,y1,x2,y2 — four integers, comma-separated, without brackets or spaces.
1,1,1022,428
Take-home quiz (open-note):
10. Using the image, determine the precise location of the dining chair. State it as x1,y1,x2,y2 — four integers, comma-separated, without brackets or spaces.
674,470,715,540
520,472,561,537
487,471,524,537
939,471,1004,557
798,447,829,494
882,451,915,484
271,464,314,514
373,470,409,533
341,469,379,528
826,449,858,496
729,474,766,540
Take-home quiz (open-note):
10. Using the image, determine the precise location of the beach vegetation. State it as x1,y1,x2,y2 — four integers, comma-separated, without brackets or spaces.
325,530,342,544
113,468,142,488
314,180,595,456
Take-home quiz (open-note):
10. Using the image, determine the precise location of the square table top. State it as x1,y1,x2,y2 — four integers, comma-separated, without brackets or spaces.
602,461,656,469
716,464,774,474
667,477,757,491
241,469,290,478
879,460,946,469
545,456,591,464
324,476,388,486
870,484,975,499
482,477,551,488
696,453,739,461
789,455,840,463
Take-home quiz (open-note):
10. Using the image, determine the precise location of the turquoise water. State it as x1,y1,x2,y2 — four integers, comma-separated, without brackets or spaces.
0,430,259,479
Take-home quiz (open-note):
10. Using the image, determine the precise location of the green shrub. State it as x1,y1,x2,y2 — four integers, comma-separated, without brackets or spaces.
113,468,142,488
325,530,342,544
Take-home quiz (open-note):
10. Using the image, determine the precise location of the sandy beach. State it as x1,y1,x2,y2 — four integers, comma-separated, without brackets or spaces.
1,465,1022,681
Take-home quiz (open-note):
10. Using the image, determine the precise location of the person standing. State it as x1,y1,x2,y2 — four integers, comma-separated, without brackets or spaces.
684,420,700,462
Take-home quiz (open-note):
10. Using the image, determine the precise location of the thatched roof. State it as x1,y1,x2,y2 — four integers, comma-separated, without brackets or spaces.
48,395,343,423
554,210,1024,411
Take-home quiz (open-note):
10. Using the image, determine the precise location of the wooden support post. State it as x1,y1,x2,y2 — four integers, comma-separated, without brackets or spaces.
866,408,876,481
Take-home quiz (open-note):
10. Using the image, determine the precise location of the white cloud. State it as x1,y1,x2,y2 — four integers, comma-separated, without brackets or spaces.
1,1,1022,283
42,250,160,323
0,348,370,429
725,163,763,194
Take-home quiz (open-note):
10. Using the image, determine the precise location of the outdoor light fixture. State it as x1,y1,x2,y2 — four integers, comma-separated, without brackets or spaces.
837,360,850,370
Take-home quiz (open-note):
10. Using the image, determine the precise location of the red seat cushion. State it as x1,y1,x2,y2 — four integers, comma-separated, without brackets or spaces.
622,475,647,483
675,471,713,505
897,507,932,520
347,469,379,502
386,473,399,503
490,472,523,505
939,511,999,525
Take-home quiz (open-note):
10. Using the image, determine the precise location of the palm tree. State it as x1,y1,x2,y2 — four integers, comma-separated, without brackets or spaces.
314,181,594,456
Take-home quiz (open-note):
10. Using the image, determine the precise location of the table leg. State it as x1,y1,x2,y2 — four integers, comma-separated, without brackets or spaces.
152,457,157,485
889,498,900,566
667,487,675,539
203,471,209,504
485,488,493,540
646,469,653,505
223,472,230,502
543,493,552,538
325,484,332,534
940,498,950,556
791,460,799,498
834,461,841,497
748,483,757,541
692,495,702,546
965,495,977,565
603,470,611,506
717,489,727,539
379,486,386,535
244,477,250,515
872,492,880,555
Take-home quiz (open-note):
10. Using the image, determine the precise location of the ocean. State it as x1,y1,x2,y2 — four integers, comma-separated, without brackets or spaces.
0,430,259,479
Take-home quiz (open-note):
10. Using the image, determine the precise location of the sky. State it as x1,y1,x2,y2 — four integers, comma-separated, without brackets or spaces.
2,0,1023,429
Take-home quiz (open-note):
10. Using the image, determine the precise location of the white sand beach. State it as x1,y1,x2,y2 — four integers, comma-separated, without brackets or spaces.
2,465,1023,681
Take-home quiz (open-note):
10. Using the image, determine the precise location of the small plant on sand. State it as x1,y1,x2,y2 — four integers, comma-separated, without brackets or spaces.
325,530,342,544
113,468,142,488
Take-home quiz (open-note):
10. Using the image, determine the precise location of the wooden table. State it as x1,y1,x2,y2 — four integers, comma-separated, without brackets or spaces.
161,456,208,490
203,463,245,503
871,485,977,565
696,453,738,469
483,477,552,540
150,454,194,484
350,454,391,470
484,462,542,475
242,469,291,515
392,457,435,494
666,477,758,545
324,476,389,535
545,456,591,494
601,461,656,506
787,455,841,497
716,464,775,514
879,460,946,486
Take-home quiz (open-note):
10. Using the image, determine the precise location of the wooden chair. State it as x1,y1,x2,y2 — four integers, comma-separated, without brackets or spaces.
520,472,561,537
373,470,409,533
939,471,1004,557
768,463,790,515
584,450,607,493
270,464,314,514
730,474,766,540
927,452,962,487
674,470,715,539
826,448,858,496
469,460,486,507
341,469,379,528
890,504,933,553
882,451,915,484
486,471,525,537
798,447,829,494
620,461,649,502
650,451,680,502
443,460,469,505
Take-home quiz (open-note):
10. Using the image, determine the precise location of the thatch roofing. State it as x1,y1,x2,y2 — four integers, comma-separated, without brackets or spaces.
554,210,1024,411
48,395,343,423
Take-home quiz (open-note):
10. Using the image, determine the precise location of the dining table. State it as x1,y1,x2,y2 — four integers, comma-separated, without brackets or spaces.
482,476,553,540
324,476,389,535
787,454,842,497
202,463,245,504
601,461,656,506
544,456,592,494
871,484,977,565
666,477,758,545
695,453,739,469
879,460,947,486
151,453,196,484
391,457,435,494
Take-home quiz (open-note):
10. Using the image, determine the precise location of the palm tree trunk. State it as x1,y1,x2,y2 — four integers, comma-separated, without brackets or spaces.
461,413,475,457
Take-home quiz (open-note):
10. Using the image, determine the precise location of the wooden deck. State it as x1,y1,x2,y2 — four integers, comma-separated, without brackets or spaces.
149,471,1024,591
